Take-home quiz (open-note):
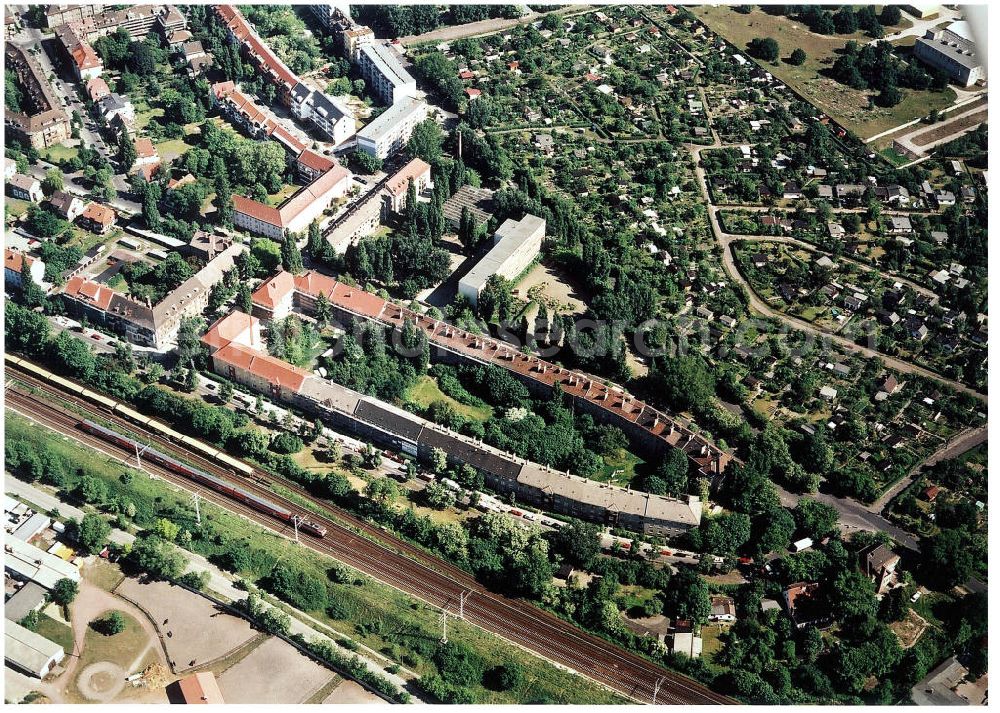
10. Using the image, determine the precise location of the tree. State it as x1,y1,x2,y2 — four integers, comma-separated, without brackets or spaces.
424,480,457,509
117,133,137,173
793,499,839,540
789,48,807,66
877,84,903,107
350,150,383,174
662,568,711,623
307,219,323,257
701,512,751,555
880,6,901,25
548,519,601,569
213,156,234,226
128,534,187,580
365,477,398,507
41,167,64,196
96,611,126,635
270,432,303,454
430,447,448,474
143,190,161,230
237,282,253,314
153,518,181,542
281,234,304,275
51,578,79,606
649,448,689,497
921,528,974,588
25,203,69,238
833,7,858,34
68,513,111,554
407,118,445,165
826,569,877,623
748,37,779,63
752,507,796,556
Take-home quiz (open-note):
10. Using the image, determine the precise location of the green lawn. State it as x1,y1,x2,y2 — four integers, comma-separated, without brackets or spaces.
693,6,956,139
594,448,644,487
6,198,30,219
135,106,164,131
267,183,301,206
36,612,75,653
74,610,151,694
406,375,493,422
40,143,79,165
154,136,196,162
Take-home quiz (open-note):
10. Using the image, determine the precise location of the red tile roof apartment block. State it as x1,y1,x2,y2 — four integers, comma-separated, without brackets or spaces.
249,270,734,480
4,43,71,149
54,22,103,80
201,310,263,354
214,5,298,102
232,164,352,240
213,342,311,398
60,243,245,348
205,305,704,535
212,6,353,144
211,82,307,155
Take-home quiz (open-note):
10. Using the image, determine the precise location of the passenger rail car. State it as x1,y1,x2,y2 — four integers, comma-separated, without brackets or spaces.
7,355,255,478
79,420,327,538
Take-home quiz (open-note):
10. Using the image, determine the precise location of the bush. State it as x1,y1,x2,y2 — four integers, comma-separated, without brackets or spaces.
266,563,329,611
789,48,806,66
270,432,304,454
93,611,126,636
433,641,485,686
485,662,523,691
19,609,39,631
748,37,779,63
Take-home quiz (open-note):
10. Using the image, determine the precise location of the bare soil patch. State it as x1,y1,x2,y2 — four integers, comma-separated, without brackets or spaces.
115,577,256,671
912,110,987,147
216,636,335,704
322,679,385,704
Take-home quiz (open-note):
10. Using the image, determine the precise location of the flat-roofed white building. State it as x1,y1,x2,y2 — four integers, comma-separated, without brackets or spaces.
914,21,983,87
5,620,65,678
5,533,81,589
458,213,545,307
356,42,416,105
356,97,428,159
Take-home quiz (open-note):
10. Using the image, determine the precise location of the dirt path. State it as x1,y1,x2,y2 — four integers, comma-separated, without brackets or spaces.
872,424,988,513
47,575,168,704
398,5,593,46
686,142,987,403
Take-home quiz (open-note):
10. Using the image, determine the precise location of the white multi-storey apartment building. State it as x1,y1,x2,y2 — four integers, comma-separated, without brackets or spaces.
356,97,428,159
356,42,417,106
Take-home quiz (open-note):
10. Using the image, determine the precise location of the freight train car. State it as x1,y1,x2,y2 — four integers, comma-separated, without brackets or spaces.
79,420,327,537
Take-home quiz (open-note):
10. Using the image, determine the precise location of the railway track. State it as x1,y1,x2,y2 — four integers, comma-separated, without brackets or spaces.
5,372,735,705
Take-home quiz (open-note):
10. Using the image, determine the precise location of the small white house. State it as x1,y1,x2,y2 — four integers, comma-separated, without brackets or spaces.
791,537,814,552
